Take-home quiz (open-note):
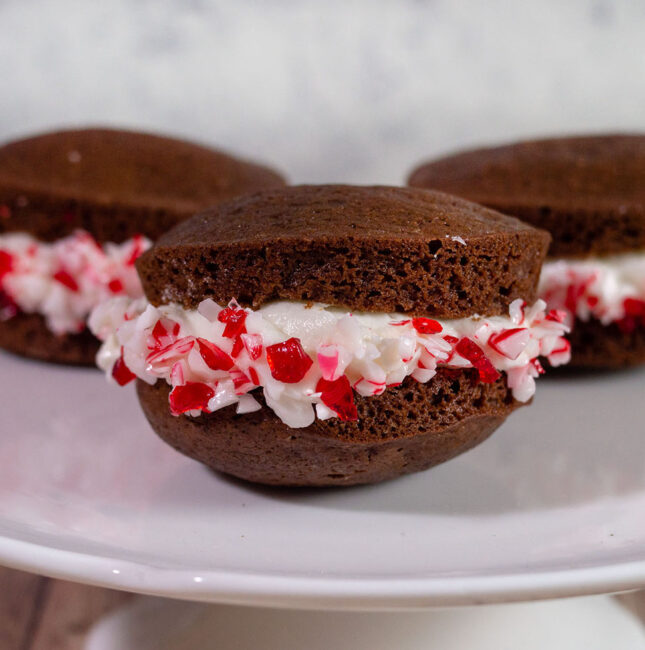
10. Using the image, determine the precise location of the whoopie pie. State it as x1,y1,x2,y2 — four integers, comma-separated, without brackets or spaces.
409,134,645,368
90,185,570,486
0,128,284,364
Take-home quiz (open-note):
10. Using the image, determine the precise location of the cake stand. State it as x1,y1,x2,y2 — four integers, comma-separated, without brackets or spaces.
1,351,644,647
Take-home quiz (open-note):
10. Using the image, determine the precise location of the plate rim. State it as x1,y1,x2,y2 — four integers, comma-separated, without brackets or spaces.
1,534,644,610
3,357,645,610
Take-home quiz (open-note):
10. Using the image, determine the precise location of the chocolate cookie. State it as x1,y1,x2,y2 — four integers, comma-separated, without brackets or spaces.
408,134,645,258
408,135,645,369
0,128,285,365
565,319,645,368
137,185,549,317
0,312,100,365
92,185,569,486
137,370,517,486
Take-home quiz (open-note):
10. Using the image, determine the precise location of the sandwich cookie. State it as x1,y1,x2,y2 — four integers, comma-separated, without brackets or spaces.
90,185,569,486
409,135,645,368
0,128,285,364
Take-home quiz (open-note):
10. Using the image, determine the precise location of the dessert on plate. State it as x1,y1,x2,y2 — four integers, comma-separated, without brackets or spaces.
409,134,645,368
90,185,570,486
0,128,285,364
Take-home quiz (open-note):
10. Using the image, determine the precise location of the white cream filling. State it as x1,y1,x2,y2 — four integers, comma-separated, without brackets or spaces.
539,251,645,325
90,297,570,428
0,231,151,334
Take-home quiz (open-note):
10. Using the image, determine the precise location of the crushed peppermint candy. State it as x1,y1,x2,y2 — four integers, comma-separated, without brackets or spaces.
539,253,645,332
0,230,151,334
90,296,571,429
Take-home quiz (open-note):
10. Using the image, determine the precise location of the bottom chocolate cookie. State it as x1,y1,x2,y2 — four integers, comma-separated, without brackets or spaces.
567,319,645,369
0,312,99,365
137,369,520,487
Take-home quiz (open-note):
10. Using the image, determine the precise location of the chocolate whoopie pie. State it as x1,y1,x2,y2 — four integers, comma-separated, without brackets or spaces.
409,134,645,368
0,128,285,365
90,185,570,486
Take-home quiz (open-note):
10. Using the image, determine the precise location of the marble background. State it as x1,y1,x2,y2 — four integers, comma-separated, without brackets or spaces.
0,0,643,184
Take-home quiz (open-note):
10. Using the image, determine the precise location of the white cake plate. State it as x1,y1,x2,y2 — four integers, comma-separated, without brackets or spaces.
0,351,644,610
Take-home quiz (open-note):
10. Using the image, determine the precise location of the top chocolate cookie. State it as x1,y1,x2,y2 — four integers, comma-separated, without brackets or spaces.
408,135,645,258
0,128,285,243
137,185,550,319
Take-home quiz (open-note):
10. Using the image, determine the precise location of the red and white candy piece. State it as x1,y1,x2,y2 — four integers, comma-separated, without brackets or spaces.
317,343,350,381
547,339,571,367
147,318,181,350
241,333,263,360
488,327,530,360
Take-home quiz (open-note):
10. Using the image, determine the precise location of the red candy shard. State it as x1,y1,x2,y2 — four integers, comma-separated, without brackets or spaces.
266,337,313,383
0,250,14,280
112,353,136,386
455,337,501,383
197,337,234,371
108,278,124,294
218,306,248,339
169,382,214,415
217,307,234,322
241,333,263,360
53,269,79,292
231,335,245,358
217,302,248,358
412,317,443,334
248,367,260,385
316,376,358,421
623,297,645,317
617,298,645,334
390,319,411,327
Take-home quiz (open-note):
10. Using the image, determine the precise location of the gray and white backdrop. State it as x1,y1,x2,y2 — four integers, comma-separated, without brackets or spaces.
1,0,644,184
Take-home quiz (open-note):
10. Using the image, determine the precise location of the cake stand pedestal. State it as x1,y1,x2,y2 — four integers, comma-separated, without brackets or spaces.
85,594,645,650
